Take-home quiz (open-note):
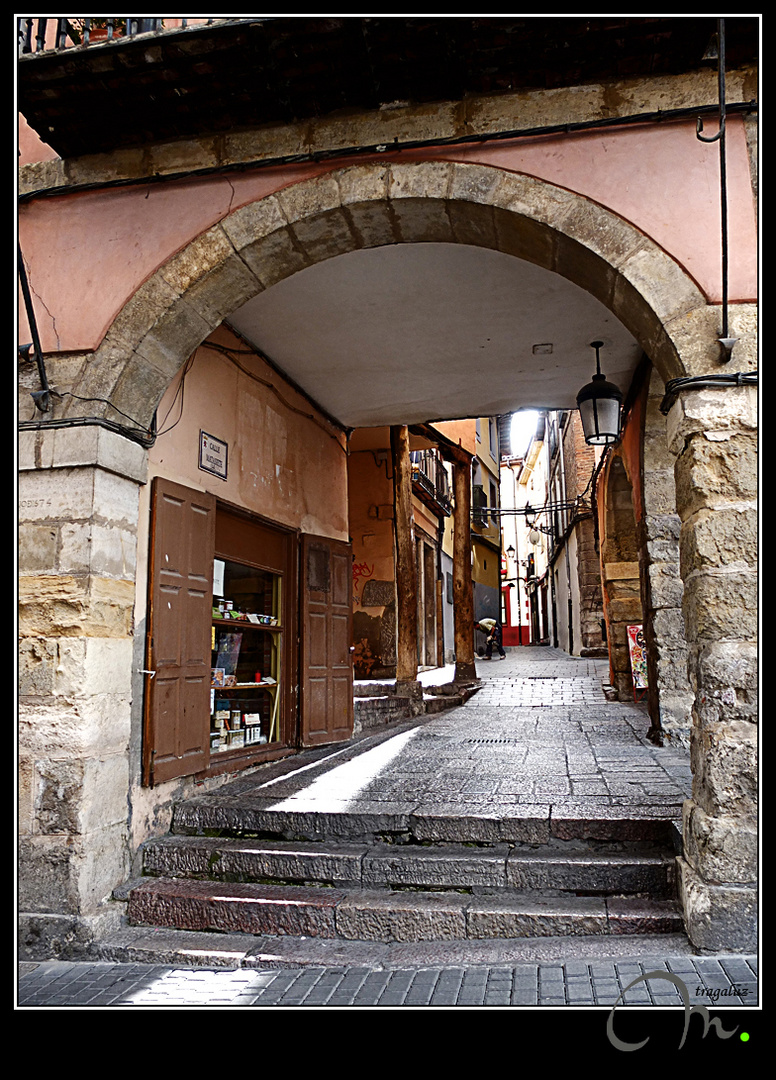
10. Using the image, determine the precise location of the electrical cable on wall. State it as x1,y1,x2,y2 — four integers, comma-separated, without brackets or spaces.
659,371,757,415
199,340,349,454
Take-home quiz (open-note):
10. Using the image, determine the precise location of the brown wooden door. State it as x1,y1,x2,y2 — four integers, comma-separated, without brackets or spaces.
143,478,216,785
300,534,354,747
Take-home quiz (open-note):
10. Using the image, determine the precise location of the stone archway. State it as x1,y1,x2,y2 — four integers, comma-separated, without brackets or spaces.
60,159,722,430
19,159,757,953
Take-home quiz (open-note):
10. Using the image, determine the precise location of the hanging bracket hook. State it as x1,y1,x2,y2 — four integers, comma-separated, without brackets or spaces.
696,114,724,143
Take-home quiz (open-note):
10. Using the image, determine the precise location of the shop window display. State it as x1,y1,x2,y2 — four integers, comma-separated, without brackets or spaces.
210,558,282,753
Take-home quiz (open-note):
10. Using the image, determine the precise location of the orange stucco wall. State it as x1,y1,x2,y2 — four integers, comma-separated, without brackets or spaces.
144,324,349,541
347,435,396,611
19,118,757,355
618,381,649,525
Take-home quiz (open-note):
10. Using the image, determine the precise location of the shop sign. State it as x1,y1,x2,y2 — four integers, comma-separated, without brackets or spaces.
199,431,228,480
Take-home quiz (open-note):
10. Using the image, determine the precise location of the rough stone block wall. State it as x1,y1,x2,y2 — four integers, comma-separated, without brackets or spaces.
18,429,145,957
575,516,606,653
601,457,643,699
667,385,757,951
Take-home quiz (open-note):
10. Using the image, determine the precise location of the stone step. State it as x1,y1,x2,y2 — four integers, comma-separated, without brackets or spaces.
353,681,397,698
353,691,466,731
354,695,413,732
140,835,676,897
172,797,680,848
95,923,696,970
423,694,464,714
126,876,682,942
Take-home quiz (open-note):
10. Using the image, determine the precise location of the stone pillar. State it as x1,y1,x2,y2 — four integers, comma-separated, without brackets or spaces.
452,458,476,681
18,428,146,959
639,370,693,746
668,386,758,952
390,425,419,693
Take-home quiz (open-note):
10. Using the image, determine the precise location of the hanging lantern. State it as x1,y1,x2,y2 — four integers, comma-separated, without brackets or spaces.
576,340,622,445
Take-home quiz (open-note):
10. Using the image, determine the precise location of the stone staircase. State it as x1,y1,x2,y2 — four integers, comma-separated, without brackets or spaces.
98,794,685,967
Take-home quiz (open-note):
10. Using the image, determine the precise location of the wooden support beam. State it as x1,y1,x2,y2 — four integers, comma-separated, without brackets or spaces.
452,457,477,681
390,425,419,687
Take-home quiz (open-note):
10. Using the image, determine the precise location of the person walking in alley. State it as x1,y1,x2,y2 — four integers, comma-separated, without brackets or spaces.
474,617,506,659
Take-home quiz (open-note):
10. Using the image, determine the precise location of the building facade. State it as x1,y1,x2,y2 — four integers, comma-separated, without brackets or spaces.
542,410,607,658
18,18,758,955
500,415,548,645
348,424,457,680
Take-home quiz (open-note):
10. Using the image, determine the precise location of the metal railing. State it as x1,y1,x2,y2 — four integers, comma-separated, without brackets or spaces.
411,451,451,514
18,18,231,55
471,483,500,531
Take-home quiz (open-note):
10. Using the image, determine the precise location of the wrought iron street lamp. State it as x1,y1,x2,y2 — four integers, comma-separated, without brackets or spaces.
576,340,622,445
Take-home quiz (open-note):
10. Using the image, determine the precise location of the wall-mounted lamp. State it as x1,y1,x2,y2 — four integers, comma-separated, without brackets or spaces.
576,340,622,446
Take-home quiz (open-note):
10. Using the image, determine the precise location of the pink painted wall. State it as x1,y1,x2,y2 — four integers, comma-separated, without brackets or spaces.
443,118,757,304
19,120,757,354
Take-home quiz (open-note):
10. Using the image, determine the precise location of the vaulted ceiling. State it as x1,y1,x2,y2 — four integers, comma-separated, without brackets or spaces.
226,242,643,429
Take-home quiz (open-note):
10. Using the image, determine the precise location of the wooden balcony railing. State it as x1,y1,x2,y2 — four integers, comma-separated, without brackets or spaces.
411,451,452,515
17,18,234,55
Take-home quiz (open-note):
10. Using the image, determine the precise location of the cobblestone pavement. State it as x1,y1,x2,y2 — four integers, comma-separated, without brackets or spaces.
17,647,760,1018
294,647,691,816
17,954,758,1009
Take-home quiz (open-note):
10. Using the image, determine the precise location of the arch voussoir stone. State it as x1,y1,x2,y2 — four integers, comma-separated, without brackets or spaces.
336,164,397,249
220,192,288,252
288,205,363,266
388,159,454,201
159,223,236,296
134,296,214,379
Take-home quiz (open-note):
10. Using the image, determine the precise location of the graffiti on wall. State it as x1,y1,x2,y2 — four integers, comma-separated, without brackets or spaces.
352,560,375,606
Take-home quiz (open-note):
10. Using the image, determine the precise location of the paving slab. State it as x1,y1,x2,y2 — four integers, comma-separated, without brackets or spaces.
18,950,759,1009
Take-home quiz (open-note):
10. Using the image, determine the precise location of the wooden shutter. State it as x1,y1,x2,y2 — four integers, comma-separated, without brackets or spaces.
143,478,216,785
300,534,353,747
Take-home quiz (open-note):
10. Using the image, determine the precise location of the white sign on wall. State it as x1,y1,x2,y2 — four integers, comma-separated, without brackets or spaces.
199,431,228,480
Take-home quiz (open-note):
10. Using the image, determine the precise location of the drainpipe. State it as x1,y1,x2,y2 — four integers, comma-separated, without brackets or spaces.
696,17,737,361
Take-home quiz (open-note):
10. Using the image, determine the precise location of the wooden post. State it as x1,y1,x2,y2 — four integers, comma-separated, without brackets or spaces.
390,425,419,690
452,457,477,681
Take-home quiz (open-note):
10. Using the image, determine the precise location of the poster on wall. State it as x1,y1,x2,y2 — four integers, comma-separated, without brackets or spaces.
627,624,649,689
